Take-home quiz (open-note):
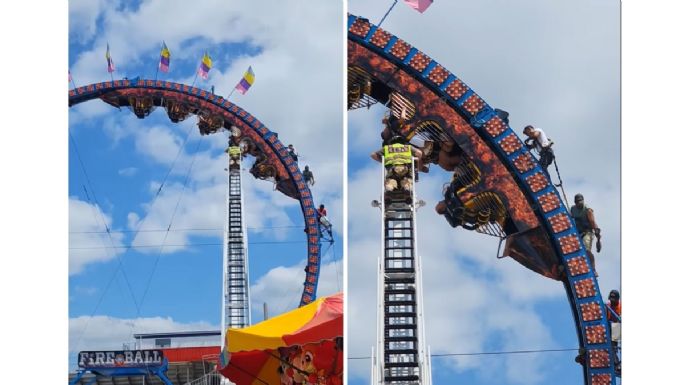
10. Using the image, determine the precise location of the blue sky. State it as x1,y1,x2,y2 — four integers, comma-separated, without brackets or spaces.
68,0,342,370
347,1,620,385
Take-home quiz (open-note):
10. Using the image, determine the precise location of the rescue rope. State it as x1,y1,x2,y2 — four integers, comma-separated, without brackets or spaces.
552,158,570,208
378,0,399,27
529,144,569,208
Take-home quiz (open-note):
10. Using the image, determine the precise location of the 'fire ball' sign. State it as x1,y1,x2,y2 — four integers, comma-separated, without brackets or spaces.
78,350,164,368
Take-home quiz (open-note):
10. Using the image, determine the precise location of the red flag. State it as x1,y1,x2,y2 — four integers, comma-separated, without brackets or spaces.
403,0,433,13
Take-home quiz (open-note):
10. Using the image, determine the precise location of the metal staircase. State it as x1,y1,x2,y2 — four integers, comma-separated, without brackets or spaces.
221,149,251,350
372,158,432,385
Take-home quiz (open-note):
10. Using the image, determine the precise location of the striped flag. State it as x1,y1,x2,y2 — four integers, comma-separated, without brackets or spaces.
198,51,212,80
234,66,255,95
159,42,170,73
403,0,433,13
105,43,115,73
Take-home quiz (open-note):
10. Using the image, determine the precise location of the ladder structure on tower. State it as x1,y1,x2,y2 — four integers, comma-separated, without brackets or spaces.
221,146,251,350
372,157,432,385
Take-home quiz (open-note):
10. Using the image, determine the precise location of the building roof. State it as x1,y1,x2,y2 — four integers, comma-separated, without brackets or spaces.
133,330,221,339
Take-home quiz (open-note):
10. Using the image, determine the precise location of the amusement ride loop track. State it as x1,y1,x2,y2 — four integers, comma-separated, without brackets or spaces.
69,79,322,307
348,14,617,385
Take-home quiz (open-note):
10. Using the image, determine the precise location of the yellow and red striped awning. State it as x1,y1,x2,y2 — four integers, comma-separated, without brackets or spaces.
219,292,343,385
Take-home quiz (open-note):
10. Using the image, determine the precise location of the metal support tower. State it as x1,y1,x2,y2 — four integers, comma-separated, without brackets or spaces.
221,148,251,350
372,157,432,385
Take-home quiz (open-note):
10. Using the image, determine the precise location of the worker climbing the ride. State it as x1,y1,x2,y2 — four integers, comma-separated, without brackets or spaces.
371,136,423,193
570,193,601,272
606,290,621,376
303,165,315,186
287,144,299,162
228,145,241,161
226,137,242,168
522,125,555,175
379,107,432,172
317,204,332,238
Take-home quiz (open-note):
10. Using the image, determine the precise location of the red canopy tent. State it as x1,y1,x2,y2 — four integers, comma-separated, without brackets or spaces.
219,292,343,385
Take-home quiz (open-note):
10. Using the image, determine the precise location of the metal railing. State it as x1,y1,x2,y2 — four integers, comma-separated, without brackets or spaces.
183,372,225,385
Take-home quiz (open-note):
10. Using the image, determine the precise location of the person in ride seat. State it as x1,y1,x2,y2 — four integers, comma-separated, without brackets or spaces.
522,125,555,175
570,193,601,273
427,140,465,173
606,290,621,322
380,108,408,142
303,165,315,186
371,136,422,192
606,290,621,375
317,204,332,237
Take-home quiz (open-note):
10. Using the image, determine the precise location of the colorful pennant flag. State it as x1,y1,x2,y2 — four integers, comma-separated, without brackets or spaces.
403,0,433,13
105,43,115,73
234,66,255,95
198,51,212,80
159,42,170,73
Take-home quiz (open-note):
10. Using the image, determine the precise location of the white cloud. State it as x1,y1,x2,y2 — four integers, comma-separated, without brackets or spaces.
68,0,112,44
73,286,98,296
125,166,301,254
69,197,126,275
250,259,343,320
132,125,185,165
118,167,138,177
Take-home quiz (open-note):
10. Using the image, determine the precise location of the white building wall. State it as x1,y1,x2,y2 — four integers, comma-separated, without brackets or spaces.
136,334,222,349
